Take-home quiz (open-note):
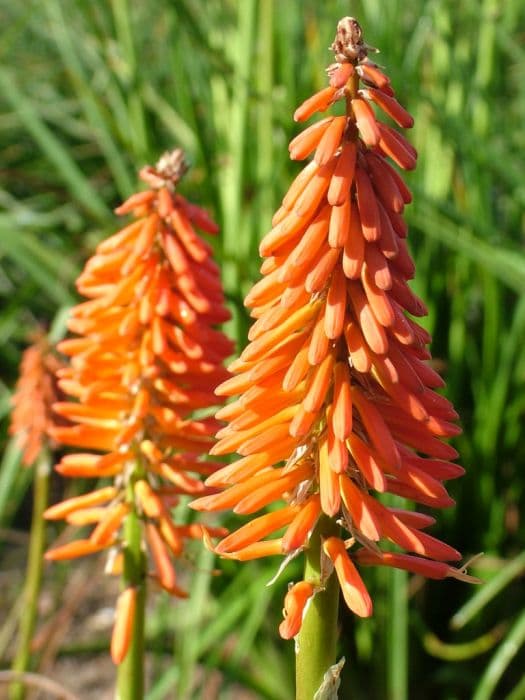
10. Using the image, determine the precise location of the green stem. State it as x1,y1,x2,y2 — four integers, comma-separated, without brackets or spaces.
116,505,146,700
387,567,408,700
296,515,340,700
386,496,408,700
9,450,50,700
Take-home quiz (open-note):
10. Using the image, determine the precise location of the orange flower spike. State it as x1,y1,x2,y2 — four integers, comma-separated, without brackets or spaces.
233,463,312,515
111,587,137,665
10,334,63,466
192,16,466,644
279,581,316,640
45,148,233,679
280,160,319,214
323,537,373,617
294,159,338,221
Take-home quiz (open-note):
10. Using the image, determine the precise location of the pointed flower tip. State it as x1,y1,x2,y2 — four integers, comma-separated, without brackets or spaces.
139,148,189,190
331,16,375,64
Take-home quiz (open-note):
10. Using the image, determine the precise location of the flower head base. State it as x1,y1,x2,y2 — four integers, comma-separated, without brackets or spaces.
191,18,475,638
10,332,63,466
44,149,233,663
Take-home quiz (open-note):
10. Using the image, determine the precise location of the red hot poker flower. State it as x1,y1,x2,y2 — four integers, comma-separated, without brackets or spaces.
10,333,63,466
44,149,233,663
191,18,477,638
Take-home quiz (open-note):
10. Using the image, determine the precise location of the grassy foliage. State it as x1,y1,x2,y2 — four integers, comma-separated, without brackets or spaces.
1,1,525,697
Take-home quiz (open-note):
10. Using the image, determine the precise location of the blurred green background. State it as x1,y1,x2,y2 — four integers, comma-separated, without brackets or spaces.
1,0,525,698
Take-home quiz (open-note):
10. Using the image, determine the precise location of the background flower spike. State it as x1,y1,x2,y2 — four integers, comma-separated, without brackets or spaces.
45,149,233,698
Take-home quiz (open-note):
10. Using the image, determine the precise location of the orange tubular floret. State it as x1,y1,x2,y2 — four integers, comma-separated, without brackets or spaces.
332,362,353,440
314,116,347,166
279,581,316,639
45,539,110,561
110,587,137,664
377,122,417,170
355,168,381,242
325,267,347,339
323,537,373,617
282,495,322,552
217,505,299,553
289,118,334,161
327,140,357,206
319,437,341,516
90,502,131,546
342,203,365,279
364,87,414,129
145,523,179,593
351,98,380,146
44,487,118,521
294,86,338,122
339,475,381,541
328,198,351,248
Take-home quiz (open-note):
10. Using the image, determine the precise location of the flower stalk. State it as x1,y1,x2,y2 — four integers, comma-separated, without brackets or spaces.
9,452,50,700
296,515,340,700
116,494,146,700
8,335,63,700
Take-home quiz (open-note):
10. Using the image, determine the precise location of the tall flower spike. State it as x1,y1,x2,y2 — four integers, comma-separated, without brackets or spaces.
191,18,476,641
10,332,63,465
44,149,233,666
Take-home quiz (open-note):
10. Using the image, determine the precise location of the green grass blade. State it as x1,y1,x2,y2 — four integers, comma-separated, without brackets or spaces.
0,68,110,223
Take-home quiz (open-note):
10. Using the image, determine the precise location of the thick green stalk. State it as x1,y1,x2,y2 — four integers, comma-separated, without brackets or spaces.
9,451,50,700
386,496,408,700
116,506,146,700
387,567,408,700
296,516,340,700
